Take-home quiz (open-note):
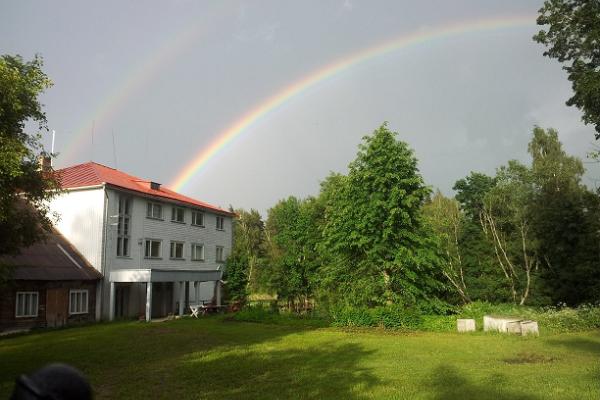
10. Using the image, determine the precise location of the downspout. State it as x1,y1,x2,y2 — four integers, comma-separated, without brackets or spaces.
99,185,109,320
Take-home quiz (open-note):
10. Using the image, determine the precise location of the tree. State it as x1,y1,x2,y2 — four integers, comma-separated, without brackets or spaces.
223,208,267,302
320,123,446,309
0,54,58,257
534,0,600,138
527,127,600,304
265,196,322,310
481,161,541,305
452,172,506,302
422,191,470,304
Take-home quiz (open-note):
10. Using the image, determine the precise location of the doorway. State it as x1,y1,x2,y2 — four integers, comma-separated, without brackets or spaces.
46,288,68,328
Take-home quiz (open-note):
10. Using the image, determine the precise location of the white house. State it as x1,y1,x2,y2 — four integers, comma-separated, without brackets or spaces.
49,162,234,321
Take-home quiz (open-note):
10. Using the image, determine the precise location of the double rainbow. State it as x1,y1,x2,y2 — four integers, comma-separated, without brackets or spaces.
169,15,536,191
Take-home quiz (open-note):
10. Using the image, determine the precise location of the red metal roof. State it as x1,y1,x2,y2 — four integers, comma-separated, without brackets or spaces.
56,162,233,215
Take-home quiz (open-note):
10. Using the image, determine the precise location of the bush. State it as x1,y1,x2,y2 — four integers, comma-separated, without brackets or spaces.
330,305,423,330
230,304,328,328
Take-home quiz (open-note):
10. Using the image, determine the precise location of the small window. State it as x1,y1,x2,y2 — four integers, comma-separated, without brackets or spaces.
144,239,162,258
216,216,224,230
15,292,38,318
191,243,205,261
191,211,204,227
216,246,225,263
171,207,185,223
69,290,89,315
170,241,184,259
146,202,162,219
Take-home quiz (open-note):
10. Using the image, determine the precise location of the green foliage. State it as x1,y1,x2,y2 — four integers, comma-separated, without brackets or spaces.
0,54,59,258
422,191,470,304
264,196,322,305
534,0,600,138
453,172,496,223
230,304,328,328
329,305,423,330
223,208,267,303
320,123,447,309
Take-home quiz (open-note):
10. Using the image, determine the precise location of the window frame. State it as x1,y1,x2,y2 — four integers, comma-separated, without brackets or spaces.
69,289,89,315
169,241,185,260
191,210,205,227
216,216,225,231
146,202,163,220
171,206,185,224
116,195,132,257
216,245,225,263
191,243,205,261
15,291,39,318
144,239,162,259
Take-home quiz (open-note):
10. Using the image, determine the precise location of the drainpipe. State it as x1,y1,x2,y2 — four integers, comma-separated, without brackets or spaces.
100,185,109,321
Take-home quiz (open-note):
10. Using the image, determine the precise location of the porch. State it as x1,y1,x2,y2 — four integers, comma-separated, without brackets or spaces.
109,268,222,322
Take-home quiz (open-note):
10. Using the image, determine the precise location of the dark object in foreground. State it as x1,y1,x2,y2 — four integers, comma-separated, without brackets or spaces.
10,363,92,399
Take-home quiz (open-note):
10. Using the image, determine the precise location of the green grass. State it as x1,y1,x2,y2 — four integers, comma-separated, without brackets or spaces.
1,318,599,399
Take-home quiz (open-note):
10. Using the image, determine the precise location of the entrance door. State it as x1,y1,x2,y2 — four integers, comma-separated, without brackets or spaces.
46,288,68,328
115,284,129,318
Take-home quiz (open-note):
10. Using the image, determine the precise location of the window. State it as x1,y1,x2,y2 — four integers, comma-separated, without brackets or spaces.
69,290,88,314
117,195,132,257
171,207,185,223
216,216,224,230
170,241,184,259
146,202,162,219
144,239,162,258
191,243,204,261
191,210,204,227
216,246,224,263
15,292,38,318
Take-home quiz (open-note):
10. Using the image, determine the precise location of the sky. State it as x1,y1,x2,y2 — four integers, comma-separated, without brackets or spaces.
2,0,598,215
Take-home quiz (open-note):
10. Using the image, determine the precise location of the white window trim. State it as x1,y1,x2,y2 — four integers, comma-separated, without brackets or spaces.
15,291,39,318
170,241,185,260
69,289,89,315
191,243,205,261
144,238,162,259
171,206,186,224
146,202,163,220
216,245,225,263
216,216,225,231
191,210,205,227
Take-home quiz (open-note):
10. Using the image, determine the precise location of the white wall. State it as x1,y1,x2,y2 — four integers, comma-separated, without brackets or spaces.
105,188,233,273
51,186,233,319
49,187,105,272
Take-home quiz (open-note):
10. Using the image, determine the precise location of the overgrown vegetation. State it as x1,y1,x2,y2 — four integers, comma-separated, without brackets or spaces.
226,123,600,323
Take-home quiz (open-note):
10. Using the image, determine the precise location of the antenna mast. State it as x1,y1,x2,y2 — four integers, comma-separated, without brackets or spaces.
51,130,56,167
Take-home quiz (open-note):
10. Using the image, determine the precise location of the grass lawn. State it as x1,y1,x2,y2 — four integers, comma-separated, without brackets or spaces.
1,318,599,399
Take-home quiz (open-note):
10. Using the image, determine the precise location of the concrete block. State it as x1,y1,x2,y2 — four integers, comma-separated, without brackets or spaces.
457,318,476,332
520,320,539,336
506,320,522,334
483,315,522,332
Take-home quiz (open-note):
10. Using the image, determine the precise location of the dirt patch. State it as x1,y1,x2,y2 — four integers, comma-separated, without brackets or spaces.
503,351,556,364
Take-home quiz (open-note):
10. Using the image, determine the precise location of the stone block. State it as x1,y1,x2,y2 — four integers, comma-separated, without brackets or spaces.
483,315,522,332
507,320,522,334
457,318,476,332
520,320,539,336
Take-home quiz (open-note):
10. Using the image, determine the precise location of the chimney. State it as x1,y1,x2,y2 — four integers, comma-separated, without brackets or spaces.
150,182,161,190
38,153,52,171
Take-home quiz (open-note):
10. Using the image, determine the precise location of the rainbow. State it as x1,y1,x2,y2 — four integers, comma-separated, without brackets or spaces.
57,3,233,166
170,14,536,191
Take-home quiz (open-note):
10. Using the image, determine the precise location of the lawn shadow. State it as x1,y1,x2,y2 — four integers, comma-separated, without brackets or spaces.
174,341,379,400
545,333,600,355
426,365,540,400
0,318,336,398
